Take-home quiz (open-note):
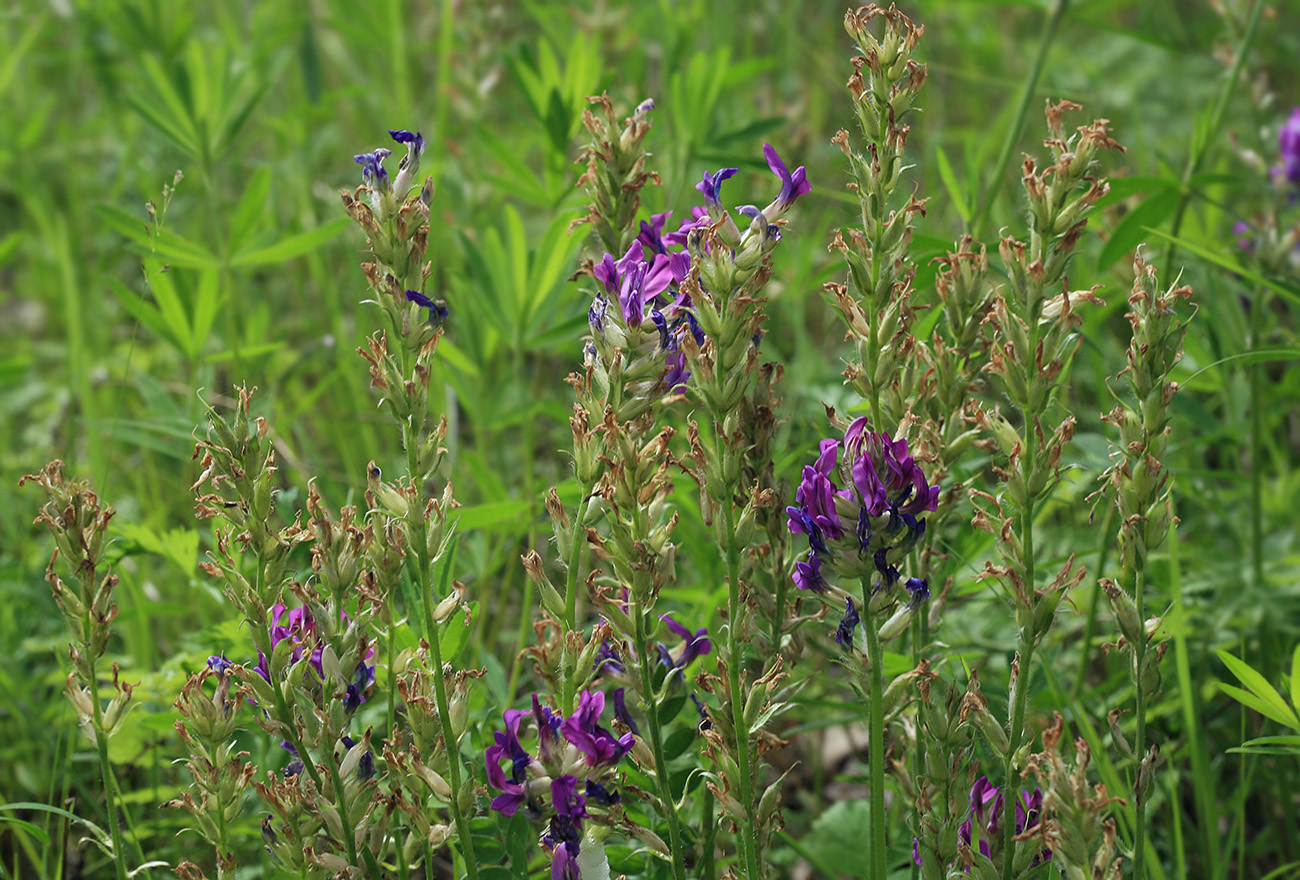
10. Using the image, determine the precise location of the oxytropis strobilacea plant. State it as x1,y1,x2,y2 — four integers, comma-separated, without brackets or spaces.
164,129,478,879
681,141,811,880
512,95,810,879
21,463,145,880
1097,254,1191,880
970,101,1125,880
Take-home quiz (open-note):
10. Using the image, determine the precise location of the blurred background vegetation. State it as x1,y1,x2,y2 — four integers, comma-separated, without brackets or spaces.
2,0,1299,877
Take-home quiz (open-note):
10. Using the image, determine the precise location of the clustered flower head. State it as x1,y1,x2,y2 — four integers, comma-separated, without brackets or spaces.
913,776,1051,872
251,602,375,713
487,691,633,878
785,417,937,644
1278,107,1300,185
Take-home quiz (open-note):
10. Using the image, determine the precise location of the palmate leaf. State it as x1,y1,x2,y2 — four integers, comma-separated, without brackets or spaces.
1217,649,1300,729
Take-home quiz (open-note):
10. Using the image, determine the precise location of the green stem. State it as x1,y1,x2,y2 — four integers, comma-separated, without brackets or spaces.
1133,566,1148,880
633,606,689,880
85,651,130,880
700,786,718,880
971,0,1071,241
1072,504,1116,701
407,431,480,880
1160,0,1263,280
558,492,594,714
722,498,762,880
863,581,888,880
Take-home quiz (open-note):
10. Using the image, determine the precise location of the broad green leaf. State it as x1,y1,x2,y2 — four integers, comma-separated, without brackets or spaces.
1292,644,1300,718
934,145,970,225
1097,188,1180,271
1143,227,1300,308
230,216,349,266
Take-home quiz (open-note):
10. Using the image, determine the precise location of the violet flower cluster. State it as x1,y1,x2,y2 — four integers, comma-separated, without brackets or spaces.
251,603,375,713
593,613,713,734
786,417,938,643
1279,107,1300,186
487,691,634,878
585,144,810,408
914,776,1051,870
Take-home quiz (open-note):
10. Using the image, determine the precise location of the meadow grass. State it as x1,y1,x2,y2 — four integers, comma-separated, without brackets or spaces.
2,1,1299,878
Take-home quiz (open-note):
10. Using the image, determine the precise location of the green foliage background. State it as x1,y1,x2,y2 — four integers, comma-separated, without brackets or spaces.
2,0,1299,877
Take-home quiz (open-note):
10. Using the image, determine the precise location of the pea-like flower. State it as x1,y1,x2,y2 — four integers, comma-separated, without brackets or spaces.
786,418,938,587
761,143,811,221
487,691,633,880
1279,107,1300,185
787,419,938,644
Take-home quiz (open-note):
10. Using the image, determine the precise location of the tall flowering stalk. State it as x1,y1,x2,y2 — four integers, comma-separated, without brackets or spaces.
342,128,481,879
826,9,936,878
521,96,700,879
1097,254,1191,880
971,101,1121,880
22,463,140,880
682,143,810,879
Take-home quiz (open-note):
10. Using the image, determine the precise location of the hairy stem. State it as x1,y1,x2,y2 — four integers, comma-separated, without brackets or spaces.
722,498,762,880
406,430,480,880
971,0,1072,240
863,580,888,880
633,605,688,880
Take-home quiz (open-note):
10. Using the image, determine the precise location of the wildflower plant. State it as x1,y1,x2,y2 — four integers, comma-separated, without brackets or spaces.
21,462,146,880
1097,253,1192,879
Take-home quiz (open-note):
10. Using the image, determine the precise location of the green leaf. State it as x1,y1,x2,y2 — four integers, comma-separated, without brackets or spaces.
1291,644,1300,719
1143,227,1300,308
229,216,350,266
1097,187,1180,271
1217,649,1300,728
226,166,271,255
0,815,48,845
934,145,970,225
454,501,530,531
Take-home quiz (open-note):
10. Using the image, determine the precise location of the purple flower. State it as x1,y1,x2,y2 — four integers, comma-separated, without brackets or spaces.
1280,107,1300,184
834,597,860,649
344,660,376,712
551,842,579,880
550,774,587,819
486,708,532,816
763,143,810,214
695,167,739,211
691,693,712,731
956,777,1051,867
389,129,424,153
905,576,930,609
532,693,565,766
612,687,639,734
792,552,827,592
656,614,713,671
585,779,620,806
561,690,634,769
405,290,449,325
844,419,940,517
354,149,392,190
206,654,233,676
255,603,323,683
593,639,623,677
592,241,678,327
637,211,676,255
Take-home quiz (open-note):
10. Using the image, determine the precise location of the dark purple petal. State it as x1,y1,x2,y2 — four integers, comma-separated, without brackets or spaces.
1280,107,1300,184
551,843,580,880
695,167,739,208
792,552,827,592
905,577,930,609
763,143,811,210
834,597,860,649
